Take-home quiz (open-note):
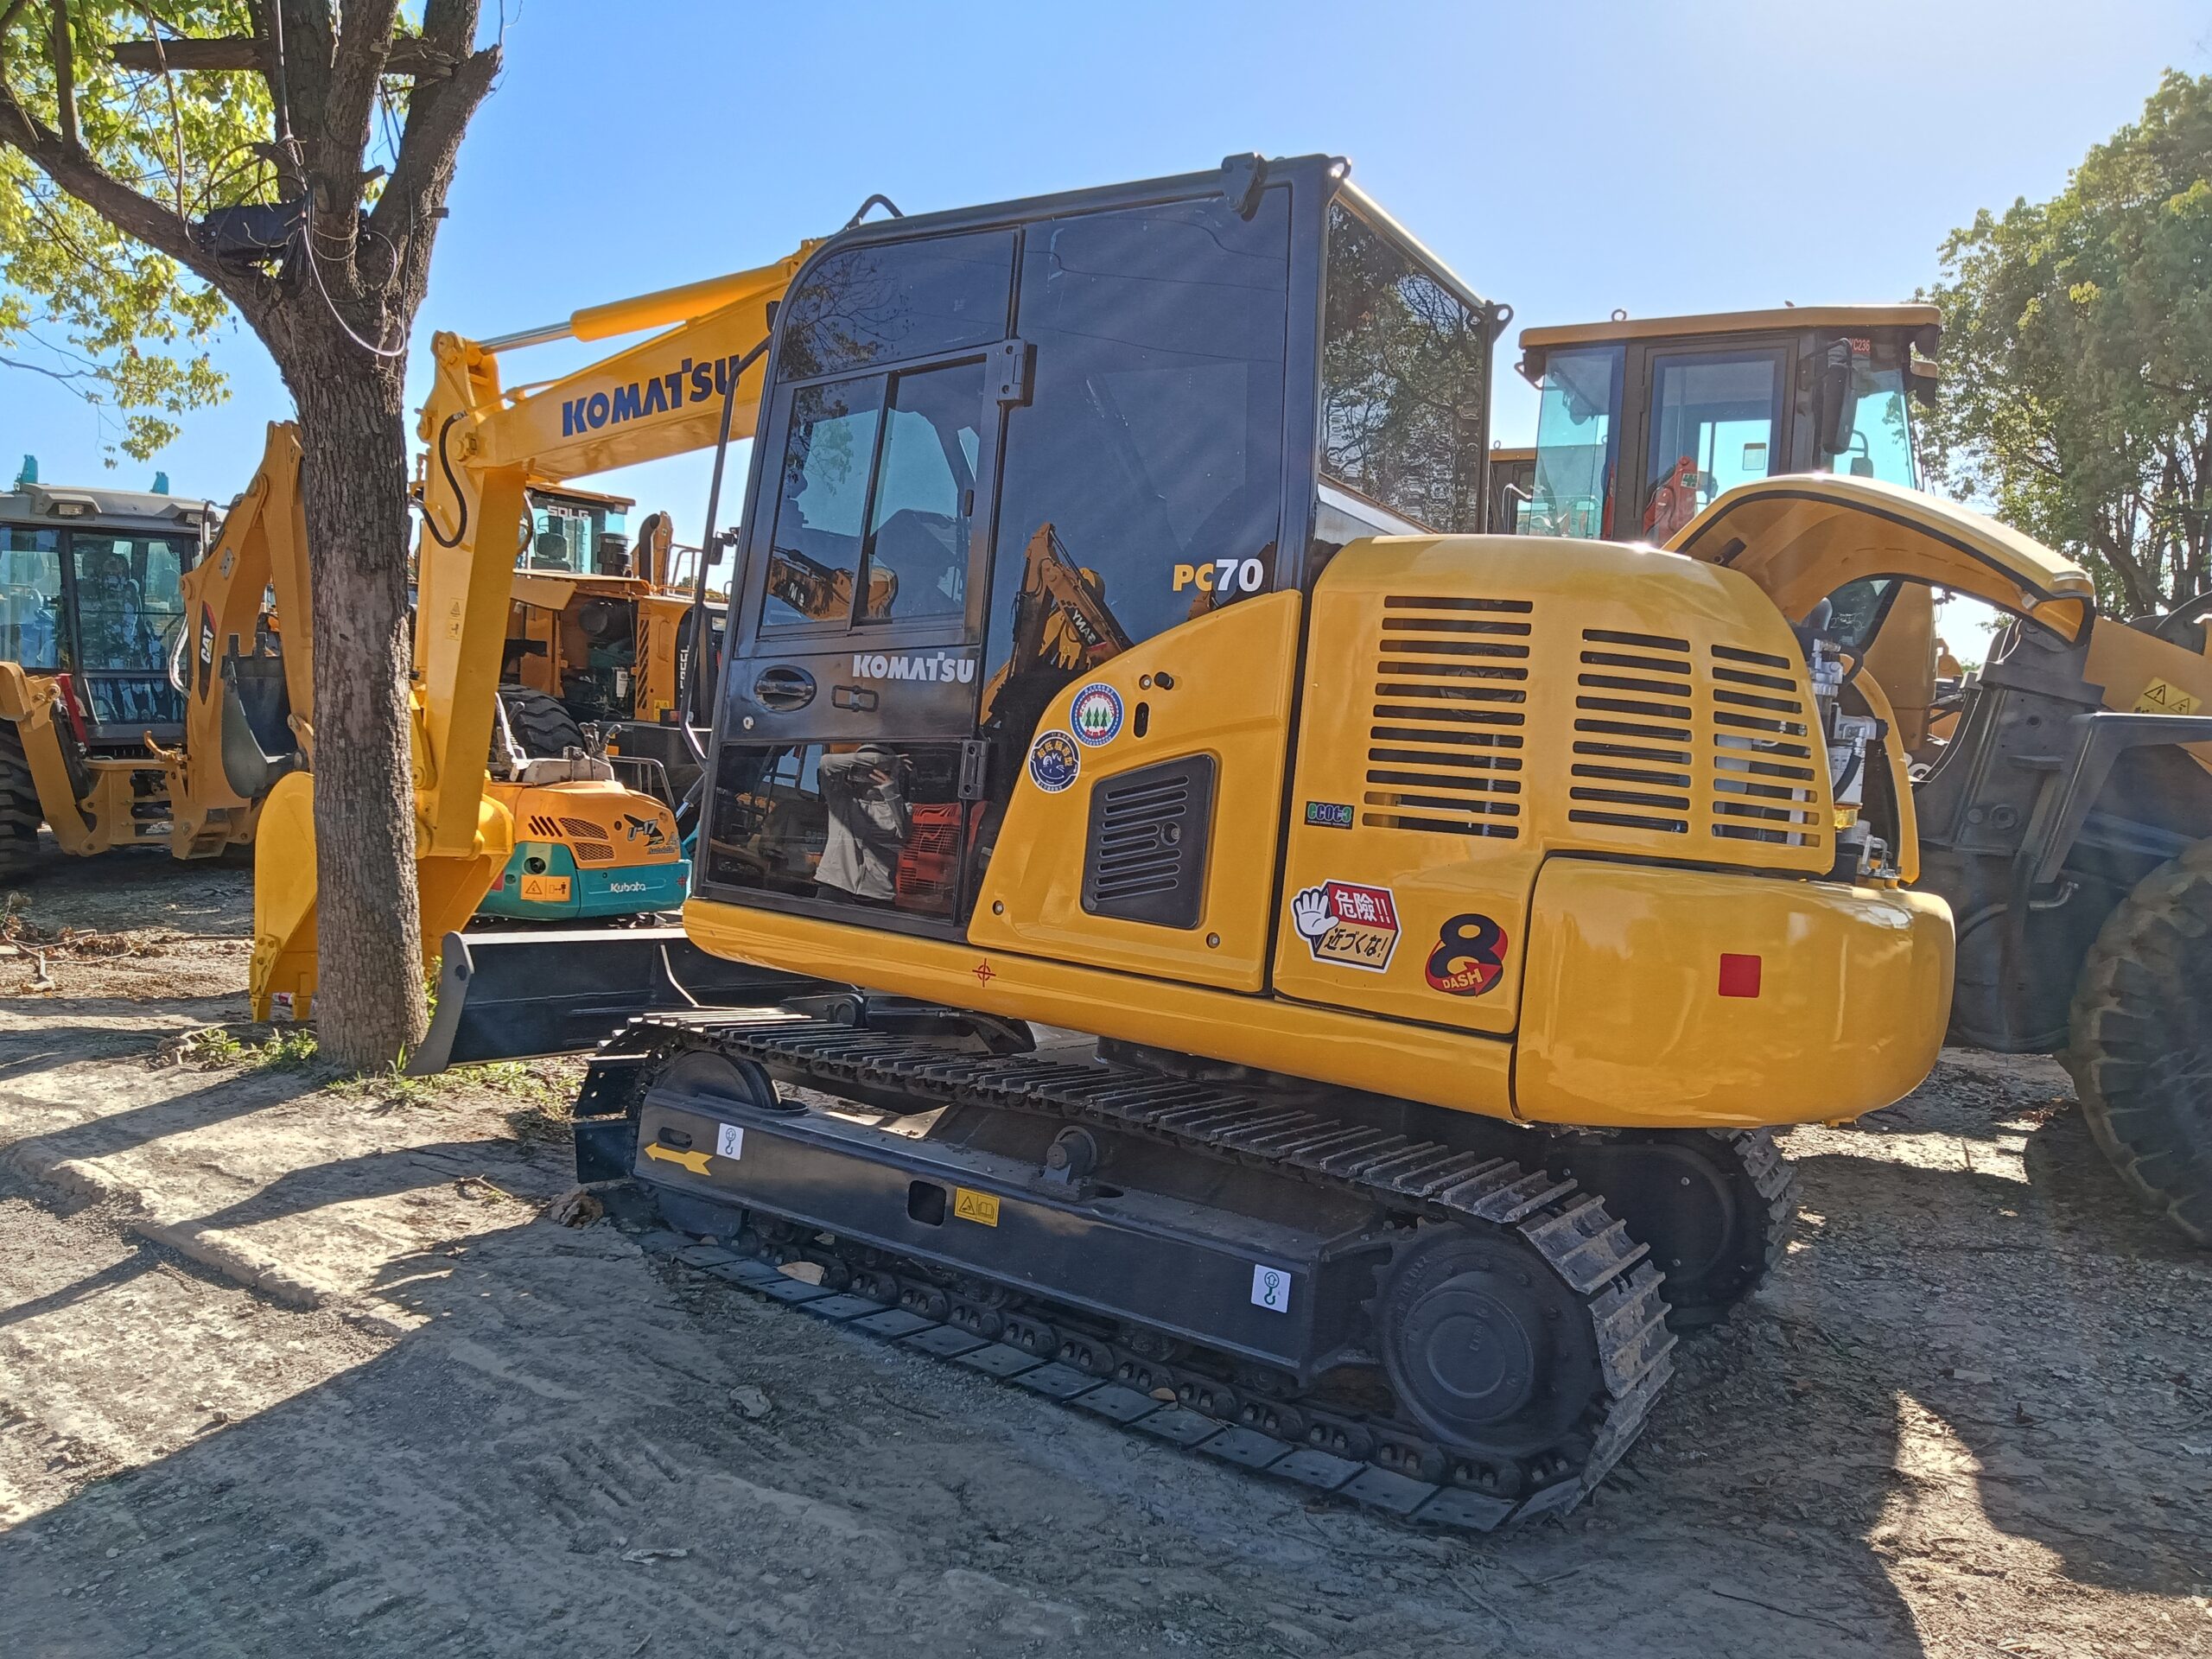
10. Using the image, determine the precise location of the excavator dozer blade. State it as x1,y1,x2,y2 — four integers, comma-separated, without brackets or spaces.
406,926,831,1075
249,772,512,1022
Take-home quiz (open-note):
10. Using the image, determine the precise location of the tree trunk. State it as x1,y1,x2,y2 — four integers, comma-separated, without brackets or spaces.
282,338,427,1069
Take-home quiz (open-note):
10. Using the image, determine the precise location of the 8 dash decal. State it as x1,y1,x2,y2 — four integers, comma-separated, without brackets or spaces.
1425,913,1509,997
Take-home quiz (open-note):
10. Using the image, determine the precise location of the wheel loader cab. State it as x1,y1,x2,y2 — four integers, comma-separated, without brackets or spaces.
1515,307,1939,545
688,157,1952,1133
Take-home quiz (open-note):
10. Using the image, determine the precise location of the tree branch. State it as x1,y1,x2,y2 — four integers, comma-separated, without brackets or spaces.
0,79,276,332
111,33,453,79
51,0,79,152
364,4,496,285
321,0,399,211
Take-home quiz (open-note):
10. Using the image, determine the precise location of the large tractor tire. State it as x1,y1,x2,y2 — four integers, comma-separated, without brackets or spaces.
0,723,41,881
2064,841,2212,1246
499,689,587,760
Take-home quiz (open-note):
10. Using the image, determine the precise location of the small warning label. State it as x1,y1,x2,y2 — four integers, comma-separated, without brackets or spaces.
953,1187,1001,1227
2134,678,2202,716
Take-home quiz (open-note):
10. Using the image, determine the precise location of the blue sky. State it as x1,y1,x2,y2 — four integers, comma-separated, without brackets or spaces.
7,0,2210,549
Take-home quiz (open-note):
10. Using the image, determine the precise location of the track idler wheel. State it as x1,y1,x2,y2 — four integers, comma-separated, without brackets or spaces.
1372,1227,1603,1469
1546,1129,1794,1328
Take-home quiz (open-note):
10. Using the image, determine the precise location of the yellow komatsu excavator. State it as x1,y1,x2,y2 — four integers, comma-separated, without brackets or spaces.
277,154,1977,1530
1512,306,2212,1246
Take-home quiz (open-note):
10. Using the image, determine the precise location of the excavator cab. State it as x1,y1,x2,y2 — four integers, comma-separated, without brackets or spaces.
698,156,1506,929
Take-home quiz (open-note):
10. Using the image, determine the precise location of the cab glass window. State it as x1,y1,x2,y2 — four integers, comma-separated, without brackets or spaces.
1822,358,1919,489
1528,345,1622,539
69,532,191,673
980,189,1289,741
762,357,986,632
763,378,886,628
860,359,984,625
1643,350,1783,541
703,740,969,918
524,499,625,574
777,231,1014,383
1321,201,1489,533
1,525,62,670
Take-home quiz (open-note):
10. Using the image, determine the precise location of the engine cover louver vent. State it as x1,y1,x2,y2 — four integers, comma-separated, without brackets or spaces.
1569,628,1693,834
1082,755,1217,929
1708,644,1821,845
1362,595,1529,838
1353,597,1827,861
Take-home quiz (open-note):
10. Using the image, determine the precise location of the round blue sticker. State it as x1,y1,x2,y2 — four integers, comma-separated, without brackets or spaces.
1027,729,1080,793
1070,681,1123,747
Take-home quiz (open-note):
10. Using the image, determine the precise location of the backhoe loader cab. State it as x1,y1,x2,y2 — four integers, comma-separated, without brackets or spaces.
1514,306,1940,543
1,473,215,872
536,156,1955,1530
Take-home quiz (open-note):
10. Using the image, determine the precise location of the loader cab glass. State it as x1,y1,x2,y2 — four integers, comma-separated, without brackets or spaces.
1524,322,1928,543
67,531,194,726
1527,346,1621,538
523,495,628,575
1640,348,1785,541
2,526,62,670
1820,356,1917,489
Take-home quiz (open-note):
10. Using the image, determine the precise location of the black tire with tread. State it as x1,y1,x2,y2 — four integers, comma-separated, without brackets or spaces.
499,689,587,760
0,723,41,881
2063,840,2212,1246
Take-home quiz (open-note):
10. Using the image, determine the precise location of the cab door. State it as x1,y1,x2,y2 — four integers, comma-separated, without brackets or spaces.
1629,343,1788,543
702,225,1020,930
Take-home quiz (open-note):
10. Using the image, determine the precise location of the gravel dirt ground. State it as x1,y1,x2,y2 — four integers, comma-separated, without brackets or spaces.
0,848,2208,1657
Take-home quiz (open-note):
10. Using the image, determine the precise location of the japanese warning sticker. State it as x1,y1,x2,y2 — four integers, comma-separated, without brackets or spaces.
1290,880,1401,972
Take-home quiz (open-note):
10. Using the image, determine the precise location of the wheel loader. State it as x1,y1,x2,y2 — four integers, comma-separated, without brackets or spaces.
498,484,728,812
1515,305,2212,1245
314,153,1961,1528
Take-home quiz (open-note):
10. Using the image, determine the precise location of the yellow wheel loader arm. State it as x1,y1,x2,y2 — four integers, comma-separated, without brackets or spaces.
245,242,819,1017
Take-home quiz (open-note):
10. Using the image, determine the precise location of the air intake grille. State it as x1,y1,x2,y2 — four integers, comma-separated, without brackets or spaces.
1361,596,1529,839
1082,756,1217,928
572,841,615,863
1708,645,1821,846
1569,628,1693,834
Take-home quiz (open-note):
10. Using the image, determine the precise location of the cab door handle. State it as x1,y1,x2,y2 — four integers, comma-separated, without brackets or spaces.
752,665,815,710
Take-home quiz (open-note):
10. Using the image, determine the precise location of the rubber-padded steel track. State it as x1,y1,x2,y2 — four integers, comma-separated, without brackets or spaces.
589,1014,1680,1529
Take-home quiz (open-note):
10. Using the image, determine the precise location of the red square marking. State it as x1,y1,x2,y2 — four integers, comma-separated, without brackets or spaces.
1718,953,1762,998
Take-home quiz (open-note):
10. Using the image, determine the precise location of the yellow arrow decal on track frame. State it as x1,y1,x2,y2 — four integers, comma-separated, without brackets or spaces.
645,1142,712,1176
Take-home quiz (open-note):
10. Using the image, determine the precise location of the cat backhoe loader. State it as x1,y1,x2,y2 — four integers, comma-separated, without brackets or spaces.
2,434,681,933
1,442,299,875
301,154,1965,1529
1514,305,2212,1244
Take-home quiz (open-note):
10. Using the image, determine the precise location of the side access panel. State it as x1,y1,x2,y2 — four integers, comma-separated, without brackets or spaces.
969,593,1301,993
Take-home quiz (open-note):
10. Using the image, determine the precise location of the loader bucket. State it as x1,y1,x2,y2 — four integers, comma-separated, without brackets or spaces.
248,771,515,1022
406,926,831,1074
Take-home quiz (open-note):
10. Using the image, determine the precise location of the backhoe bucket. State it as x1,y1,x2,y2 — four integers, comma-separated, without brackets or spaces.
248,772,514,1022
406,927,830,1074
